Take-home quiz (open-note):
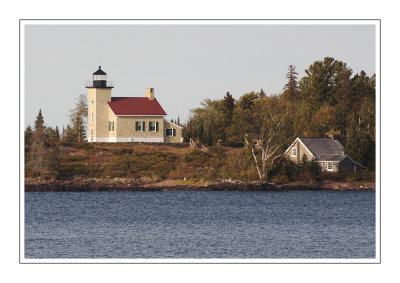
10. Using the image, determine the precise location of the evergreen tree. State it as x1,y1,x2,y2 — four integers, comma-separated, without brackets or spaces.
46,145,61,177
24,125,33,150
63,125,76,144
299,57,337,109
259,88,266,98
34,109,45,133
27,110,48,174
46,126,61,147
282,65,299,100
223,92,235,121
55,126,60,142
238,92,258,110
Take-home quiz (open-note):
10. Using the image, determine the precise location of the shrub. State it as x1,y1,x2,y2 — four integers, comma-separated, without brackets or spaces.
182,153,193,162
110,148,133,154
270,175,290,184
208,146,226,157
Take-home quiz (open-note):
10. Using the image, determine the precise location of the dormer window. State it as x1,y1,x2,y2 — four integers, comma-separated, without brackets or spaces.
291,147,297,157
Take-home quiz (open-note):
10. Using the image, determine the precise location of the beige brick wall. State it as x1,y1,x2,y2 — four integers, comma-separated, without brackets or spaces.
163,120,183,143
88,88,112,142
116,116,164,141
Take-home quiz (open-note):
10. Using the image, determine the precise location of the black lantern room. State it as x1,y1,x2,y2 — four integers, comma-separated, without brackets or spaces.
86,66,114,88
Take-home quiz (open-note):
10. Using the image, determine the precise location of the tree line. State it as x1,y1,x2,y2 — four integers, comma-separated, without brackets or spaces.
25,94,88,177
183,57,376,172
24,57,375,181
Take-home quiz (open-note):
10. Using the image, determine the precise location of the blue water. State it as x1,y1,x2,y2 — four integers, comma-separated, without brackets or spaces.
24,191,375,259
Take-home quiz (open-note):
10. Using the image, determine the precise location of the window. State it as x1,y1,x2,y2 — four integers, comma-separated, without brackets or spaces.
327,162,333,171
166,129,173,136
135,121,145,131
109,121,114,132
91,130,93,136
149,121,159,132
91,112,94,122
149,121,156,131
291,147,297,156
91,100,94,106
94,75,107,81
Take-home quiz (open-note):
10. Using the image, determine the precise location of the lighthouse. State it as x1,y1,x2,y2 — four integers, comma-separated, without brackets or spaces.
86,66,114,142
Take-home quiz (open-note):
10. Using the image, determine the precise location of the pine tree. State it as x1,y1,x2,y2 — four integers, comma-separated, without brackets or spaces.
34,109,45,133
28,110,48,174
63,125,76,144
55,126,60,142
259,88,266,98
24,125,33,150
46,145,61,177
223,92,235,120
282,65,299,101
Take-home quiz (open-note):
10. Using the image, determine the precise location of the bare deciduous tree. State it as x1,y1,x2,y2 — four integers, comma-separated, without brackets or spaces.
243,96,290,181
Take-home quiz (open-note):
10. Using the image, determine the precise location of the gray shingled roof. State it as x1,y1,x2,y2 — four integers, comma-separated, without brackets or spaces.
318,154,347,162
299,137,344,158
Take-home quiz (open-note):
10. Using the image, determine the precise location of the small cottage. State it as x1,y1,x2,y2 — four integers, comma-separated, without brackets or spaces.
284,137,365,172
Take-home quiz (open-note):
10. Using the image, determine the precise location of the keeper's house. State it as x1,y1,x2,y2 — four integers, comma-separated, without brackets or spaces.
284,137,365,172
86,66,183,143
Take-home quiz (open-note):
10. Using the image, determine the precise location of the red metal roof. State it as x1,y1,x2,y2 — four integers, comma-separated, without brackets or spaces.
107,97,167,116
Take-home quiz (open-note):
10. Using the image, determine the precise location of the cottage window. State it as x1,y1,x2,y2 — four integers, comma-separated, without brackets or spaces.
109,121,114,132
149,121,156,131
291,147,297,156
149,121,159,132
327,161,333,171
166,128,173,136
135,121,145,131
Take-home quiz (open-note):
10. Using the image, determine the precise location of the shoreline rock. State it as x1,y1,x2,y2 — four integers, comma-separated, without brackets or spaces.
24,178,375,192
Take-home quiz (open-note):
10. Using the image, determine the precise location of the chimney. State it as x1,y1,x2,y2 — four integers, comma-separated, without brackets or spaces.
145,88,154,100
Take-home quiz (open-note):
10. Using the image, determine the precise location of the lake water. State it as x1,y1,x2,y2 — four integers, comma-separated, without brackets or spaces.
24,191,376,259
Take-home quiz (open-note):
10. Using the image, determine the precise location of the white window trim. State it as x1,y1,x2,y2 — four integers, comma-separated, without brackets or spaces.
109,121,114,132
149,121,156,132
291,147,297,157
166,128,173,136
327,161,334,171
136,121,143,131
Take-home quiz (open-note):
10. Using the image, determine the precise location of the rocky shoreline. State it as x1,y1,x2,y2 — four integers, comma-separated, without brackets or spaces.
24,177,375,192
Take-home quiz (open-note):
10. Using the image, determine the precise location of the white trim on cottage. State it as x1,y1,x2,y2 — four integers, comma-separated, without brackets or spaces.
284,137,315,158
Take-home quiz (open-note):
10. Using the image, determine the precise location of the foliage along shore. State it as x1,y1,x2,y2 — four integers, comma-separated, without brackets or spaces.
25,57,375,184
25,177,375,192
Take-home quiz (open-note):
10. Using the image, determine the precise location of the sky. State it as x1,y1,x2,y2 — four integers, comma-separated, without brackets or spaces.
24,23,376,129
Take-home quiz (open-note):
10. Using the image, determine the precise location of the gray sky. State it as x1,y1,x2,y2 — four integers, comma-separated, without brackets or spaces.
24,24,375,129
